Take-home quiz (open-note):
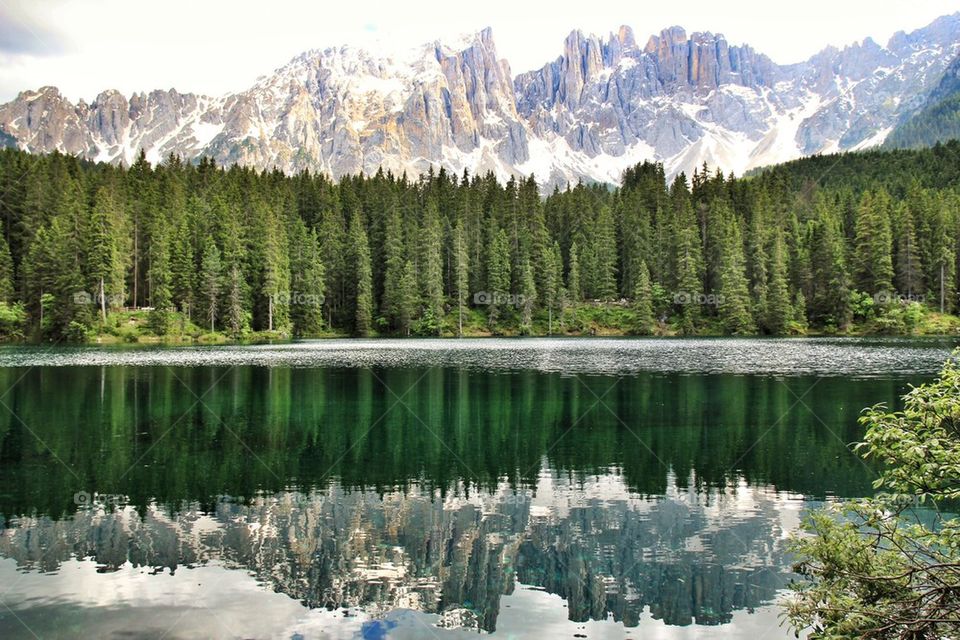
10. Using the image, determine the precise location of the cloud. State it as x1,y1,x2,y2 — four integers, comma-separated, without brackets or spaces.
0,4,71,56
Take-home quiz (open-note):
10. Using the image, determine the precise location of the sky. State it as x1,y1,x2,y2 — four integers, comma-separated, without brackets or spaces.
1,0,959,103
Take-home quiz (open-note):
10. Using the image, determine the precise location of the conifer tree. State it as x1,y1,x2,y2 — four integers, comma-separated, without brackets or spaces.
419,201,445,335
380,201,405,329
0,234,14,304
542,242,562,334
893,202,923,298
348,213,373,336
486,227,511,327
23,217,89,338
289,220,325,336
764,232,793,334
453,218,468,337
567,241,582,303
170,214,194,319
809,198,853,328
397,260,418,336
633,260,655,335
519,260,536,334
199,237,221,333
88,186,126,322
672,190,704,335
258,205,290,333
746,202,769,322
226,264,246,337
853,189,895,295
716,212,756,334
590,204,618,300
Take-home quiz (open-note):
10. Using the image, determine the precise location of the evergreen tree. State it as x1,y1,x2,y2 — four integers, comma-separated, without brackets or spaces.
632,260,655,335
23,217,89,339
893,202,923,298
226,264,246,336
0,144,959,341
348,213,373,336
289,220,325,336
793,290,809,332
567,241,582,303
716,212,756,334
764,232,793,334
88,186,126,322
519,260,536,334
486,227,511,327
809,198,853,328
419,200,445,335
397,260,418,337
380,201,405,329
0,234,13,304
746,200,769,322
542,242,562,334
199,237,222,333
852,189,895,295
590,204,618,299
452,218,468,337
170,213,194,319
258,205,290,332
672,188,704,335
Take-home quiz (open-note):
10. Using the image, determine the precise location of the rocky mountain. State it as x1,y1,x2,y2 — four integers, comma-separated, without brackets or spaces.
1,14,959,188
886,50,960,149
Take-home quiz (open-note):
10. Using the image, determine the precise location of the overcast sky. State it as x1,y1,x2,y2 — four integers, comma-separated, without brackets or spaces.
1,0,959,103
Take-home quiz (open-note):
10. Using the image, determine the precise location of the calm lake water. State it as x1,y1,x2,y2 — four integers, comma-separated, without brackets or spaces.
0,337,955,639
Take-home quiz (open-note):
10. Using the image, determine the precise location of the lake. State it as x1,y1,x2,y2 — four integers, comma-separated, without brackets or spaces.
0,337,955,639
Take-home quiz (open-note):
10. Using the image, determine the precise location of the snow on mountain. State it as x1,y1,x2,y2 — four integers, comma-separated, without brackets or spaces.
1,14,959,189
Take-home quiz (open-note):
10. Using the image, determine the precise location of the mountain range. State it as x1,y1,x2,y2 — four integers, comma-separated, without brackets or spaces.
886,44,960,149
1,13,959,189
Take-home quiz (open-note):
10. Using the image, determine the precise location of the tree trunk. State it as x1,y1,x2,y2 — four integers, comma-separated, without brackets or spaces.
941,262,946,314
132,230,138,308
99,277,107,323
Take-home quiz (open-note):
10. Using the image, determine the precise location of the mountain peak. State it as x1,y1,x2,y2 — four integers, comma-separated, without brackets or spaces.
0,14,958,191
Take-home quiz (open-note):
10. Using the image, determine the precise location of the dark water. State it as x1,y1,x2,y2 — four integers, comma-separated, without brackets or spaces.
0,338,954,639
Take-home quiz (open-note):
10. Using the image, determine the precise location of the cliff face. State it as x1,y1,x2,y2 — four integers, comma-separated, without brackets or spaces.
1,14,959,189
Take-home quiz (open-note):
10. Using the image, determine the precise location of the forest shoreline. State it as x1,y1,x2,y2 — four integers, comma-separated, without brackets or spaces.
32,303,960,345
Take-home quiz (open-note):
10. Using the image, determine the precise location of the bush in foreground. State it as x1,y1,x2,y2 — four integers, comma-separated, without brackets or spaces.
786,353,960,638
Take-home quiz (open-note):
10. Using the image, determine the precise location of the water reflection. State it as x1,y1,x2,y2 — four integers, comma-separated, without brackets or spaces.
0,342,945,638
1,473,802,634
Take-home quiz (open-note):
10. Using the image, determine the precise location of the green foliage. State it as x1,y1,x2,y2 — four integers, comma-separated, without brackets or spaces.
716,207,756,334
0,302,26,339
853,189,895,295
199,236,221,333
632,261,655,334
0,236,14,304
348,213,373,337
0,144,958,341
787,354,960,638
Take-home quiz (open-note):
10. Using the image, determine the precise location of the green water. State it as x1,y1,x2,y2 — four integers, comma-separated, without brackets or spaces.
0,338,954,639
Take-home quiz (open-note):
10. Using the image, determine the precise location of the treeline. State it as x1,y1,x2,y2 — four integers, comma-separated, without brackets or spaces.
0,142,959,340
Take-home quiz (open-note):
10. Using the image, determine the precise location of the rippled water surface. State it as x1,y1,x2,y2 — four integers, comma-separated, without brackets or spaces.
0,338,955,639
0,336,953,376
